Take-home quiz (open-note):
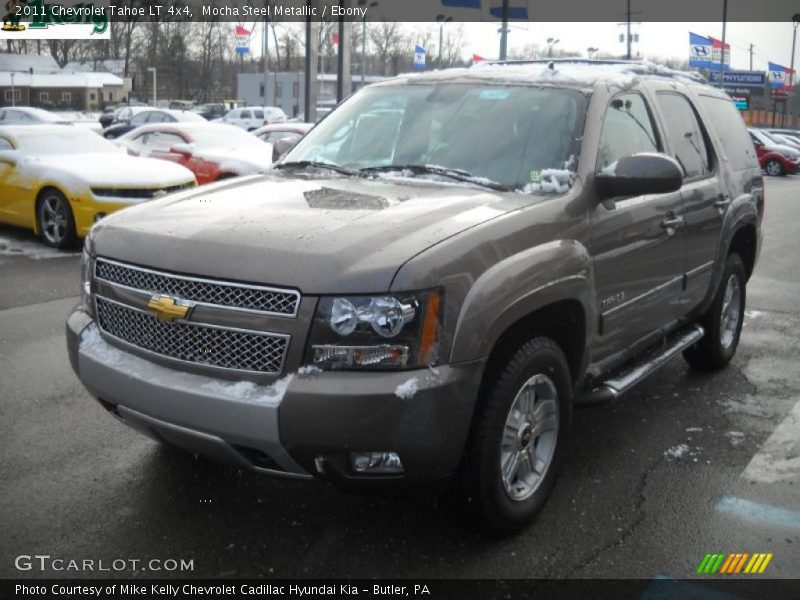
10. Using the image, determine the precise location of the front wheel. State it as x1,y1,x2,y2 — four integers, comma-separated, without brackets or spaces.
37,189,77,249
765,159,784,177
683,253,746,371
457,337,572,535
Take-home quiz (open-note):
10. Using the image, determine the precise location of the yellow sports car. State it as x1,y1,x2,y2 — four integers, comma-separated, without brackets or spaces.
0,124,197,248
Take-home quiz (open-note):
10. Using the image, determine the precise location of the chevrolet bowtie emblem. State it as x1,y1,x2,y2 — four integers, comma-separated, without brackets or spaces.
147,295,192,322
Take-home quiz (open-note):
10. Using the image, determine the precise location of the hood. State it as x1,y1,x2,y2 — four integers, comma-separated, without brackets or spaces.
44,153,195,188
91,174,531,294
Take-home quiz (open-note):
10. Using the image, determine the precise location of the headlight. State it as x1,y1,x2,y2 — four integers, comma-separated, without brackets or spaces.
80,240,94,315
305,289,442,370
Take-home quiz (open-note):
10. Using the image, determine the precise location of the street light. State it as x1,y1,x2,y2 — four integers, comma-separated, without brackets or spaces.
546,37,560,58
147,67,157,106
587,47,599,59
791,13,800,88
358,0,378,86
437,14,453,69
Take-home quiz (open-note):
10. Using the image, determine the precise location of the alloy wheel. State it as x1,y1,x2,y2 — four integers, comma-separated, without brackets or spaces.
40,194,69,245
720,274,742,350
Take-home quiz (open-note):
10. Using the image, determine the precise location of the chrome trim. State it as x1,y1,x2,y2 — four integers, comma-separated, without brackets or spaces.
602,274,684,318
94,294,290,376
94,257,301,318
686,261,714,279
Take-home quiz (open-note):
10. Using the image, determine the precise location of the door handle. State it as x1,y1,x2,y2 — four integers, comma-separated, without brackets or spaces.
660,216,684,229
714,195,731,210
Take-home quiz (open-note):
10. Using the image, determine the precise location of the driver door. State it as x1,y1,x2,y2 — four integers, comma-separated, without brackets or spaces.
591,91,686,358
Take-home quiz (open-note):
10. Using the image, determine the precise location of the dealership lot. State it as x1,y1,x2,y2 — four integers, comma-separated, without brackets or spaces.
1,176,799,580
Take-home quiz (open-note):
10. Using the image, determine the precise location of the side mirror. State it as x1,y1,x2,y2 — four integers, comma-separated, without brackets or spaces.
273,137,298,162
596,153,682,204
0,149,19,166
170,143,194,156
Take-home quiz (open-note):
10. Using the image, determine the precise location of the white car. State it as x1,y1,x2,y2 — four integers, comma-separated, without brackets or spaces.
0,124,196,248
0,106,103,134
216,106,287,131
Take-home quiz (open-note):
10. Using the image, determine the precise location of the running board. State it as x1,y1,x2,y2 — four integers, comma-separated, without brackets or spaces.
576,324,705,405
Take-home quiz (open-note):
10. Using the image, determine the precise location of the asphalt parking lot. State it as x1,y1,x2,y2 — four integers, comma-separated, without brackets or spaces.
1,176,799,583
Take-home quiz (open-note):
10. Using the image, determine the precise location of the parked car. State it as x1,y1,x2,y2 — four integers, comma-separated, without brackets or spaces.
253,122,313,162
0,106,72,125
116,122,272,184
169,100,195,111
749,128,800,176
0,124,196,248
216,106,287,131
99,103,147,129
103,107,205,139
68,60,763,533
192,103,228,121
768,132,800,150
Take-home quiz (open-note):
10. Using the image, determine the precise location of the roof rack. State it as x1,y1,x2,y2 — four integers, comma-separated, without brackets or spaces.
475,58,708,84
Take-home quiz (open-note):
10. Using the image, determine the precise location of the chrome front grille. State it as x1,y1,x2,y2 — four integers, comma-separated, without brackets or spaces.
94,258,300,316
96,297,288,374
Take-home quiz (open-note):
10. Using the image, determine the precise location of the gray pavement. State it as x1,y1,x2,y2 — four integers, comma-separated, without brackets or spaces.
1,176,799,581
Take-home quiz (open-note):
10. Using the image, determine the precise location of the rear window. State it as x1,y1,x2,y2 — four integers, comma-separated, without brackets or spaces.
698,95,758,172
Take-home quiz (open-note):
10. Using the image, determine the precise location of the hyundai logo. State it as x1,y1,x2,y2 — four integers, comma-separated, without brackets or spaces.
692,45,710,56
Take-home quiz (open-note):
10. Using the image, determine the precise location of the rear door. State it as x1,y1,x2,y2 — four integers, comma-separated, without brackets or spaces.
652,90,722,309
591,91,686,357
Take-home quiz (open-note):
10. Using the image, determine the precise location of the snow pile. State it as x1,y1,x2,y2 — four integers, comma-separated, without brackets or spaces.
394,377,419,400
79,325,144,376
524,168,576,194
200,374,294,404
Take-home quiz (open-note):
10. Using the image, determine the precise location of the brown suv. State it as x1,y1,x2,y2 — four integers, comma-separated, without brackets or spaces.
67,60,763,533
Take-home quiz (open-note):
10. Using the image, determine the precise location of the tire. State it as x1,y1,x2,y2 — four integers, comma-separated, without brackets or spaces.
36,188,77,249
457,337,572,535
765,159,784,177
683,253,746,371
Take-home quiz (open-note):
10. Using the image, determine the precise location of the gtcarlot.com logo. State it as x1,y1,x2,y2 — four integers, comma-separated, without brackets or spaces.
14,554,194,572
696,552,773,575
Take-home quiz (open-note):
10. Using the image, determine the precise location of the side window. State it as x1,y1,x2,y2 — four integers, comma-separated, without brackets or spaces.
240,110,252,119
655,92,711,179
147,132,185,151
131,112,150,125
147,112,167,123
253,110,264,119
597,93,660,170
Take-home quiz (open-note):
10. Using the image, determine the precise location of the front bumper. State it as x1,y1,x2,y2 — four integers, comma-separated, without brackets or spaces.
67,308,484,487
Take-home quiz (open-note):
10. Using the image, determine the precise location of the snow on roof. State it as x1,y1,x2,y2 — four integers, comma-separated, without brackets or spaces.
0,71,123,88
0,53,61,74
385,60,709,90
63,59,129,77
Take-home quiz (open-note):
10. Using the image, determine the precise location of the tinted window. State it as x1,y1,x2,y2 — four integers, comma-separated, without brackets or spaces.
130,112,151,125
262,131,302,144
655,92,711,179
240,110,252,119
698,95,758,171
597,93,660,170
253,110,264,119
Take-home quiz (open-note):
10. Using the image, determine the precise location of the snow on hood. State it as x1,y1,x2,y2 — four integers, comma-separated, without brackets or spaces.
30,153,195,189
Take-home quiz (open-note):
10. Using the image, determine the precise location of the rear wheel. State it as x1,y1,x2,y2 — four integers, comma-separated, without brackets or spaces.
765,159,784,177
683,253,746,371
37,188,77,249
457,337,572,535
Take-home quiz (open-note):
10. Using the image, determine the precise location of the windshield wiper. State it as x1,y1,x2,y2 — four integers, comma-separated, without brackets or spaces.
274,160,358,177
360,164,512,191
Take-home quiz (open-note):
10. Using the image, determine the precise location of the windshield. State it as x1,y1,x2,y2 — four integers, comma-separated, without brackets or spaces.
16,130,119,155
285,83,584,189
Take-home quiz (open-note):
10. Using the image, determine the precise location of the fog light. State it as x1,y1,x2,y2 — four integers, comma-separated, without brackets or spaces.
350,451,404,474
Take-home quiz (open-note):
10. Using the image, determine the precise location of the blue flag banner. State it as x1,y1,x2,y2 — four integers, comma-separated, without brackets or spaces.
441,0,481,7
413,45,426,70
768,62,792,89
689,32,729,71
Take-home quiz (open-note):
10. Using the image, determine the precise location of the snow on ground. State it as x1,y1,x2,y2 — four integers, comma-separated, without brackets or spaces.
0,234,80,260
395,377,419,400
663,443,690,459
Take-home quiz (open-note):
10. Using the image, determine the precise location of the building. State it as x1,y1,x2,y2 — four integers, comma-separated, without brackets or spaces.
237,72,387,117
0,71,126,110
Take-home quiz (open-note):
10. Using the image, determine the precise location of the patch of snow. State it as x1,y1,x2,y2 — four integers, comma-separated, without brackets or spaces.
725,431,746,447
0,235,80,260
685,427,703,433
395,377,420,400
297,365,323,378
523,168,576,194
745,310,764,319
664,443,690,459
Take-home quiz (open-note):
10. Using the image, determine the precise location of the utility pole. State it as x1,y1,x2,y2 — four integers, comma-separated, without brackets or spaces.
626,0,631,60
499,0,509,60
719,0,728,80
262,10,269,107
336,9,351,102
304,2,318,122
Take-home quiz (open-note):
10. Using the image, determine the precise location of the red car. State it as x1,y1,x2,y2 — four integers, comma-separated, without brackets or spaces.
749,129,800,176
115,122,272,185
